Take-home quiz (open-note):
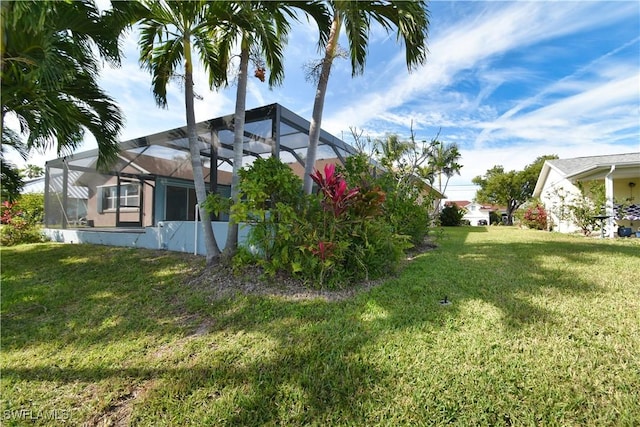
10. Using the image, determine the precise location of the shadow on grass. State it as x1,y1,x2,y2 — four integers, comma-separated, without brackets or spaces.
2,232,638,424
1,243,204,351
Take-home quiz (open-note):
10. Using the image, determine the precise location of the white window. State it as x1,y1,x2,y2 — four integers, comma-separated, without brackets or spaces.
99,184,140,212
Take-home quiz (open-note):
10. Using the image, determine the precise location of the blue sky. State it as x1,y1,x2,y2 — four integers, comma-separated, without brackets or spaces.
9,1,640,201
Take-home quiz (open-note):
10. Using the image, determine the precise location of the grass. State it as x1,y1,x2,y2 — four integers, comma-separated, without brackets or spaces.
1,227,639,426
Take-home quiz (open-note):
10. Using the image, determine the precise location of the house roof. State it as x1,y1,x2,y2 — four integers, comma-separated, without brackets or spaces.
22,177,45,194
534,152,640,197
445,200,471,207
547,153,640,177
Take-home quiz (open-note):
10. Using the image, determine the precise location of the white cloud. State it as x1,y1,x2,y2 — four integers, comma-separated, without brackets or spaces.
323,1,638,133
7,0,638,190
476,73,640,148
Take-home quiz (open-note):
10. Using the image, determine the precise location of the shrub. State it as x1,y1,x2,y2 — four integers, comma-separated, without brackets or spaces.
307,163,406,287
16,193,45,224
522,204,548,230
549,182,605,236
439,203,465,226
0,199,46,246
215,156,307,275
339,153,431,246
226,158,409,288
489,211,502,225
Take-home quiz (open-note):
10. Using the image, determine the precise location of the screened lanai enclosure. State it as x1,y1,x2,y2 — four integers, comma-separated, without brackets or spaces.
43,103,357,254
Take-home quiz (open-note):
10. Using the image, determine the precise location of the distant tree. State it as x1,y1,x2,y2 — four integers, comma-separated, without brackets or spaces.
428,139,462,216
473,155,557,225
19,164,44,178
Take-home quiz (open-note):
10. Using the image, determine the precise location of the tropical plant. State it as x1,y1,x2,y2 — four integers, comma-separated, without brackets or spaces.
1,159,24,202
310,163,360,217
429,140,462,216
308,162,398,287
302,0,430,194
218,0,330,259
228,157,402,288
19,164,44,179
374,130,436,243
138,0,233,263
1,0,129,170
224,156,306,270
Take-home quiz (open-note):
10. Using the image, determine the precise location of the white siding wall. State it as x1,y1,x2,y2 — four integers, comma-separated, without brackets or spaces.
539,169,582,233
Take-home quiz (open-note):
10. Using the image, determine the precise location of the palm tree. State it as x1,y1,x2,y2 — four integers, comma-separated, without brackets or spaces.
214,1,330,258
1,0,128,171
138,0,230,264
302,0,430,194
20,164,45,179
429,140,462,214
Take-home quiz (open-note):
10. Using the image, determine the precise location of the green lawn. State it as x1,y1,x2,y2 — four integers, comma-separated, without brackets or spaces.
2,228,639,426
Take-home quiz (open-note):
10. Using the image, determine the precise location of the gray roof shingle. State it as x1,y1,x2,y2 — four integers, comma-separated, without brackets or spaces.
548,152,640,176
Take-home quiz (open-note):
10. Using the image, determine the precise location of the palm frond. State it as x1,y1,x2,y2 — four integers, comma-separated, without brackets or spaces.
342,4,371,77
337,0,429,76
1,0,126,170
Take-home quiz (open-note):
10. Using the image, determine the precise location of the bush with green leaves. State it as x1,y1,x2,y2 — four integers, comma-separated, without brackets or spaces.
339,153,431,246
380,179,431,245
208,156,307,275
306,163,406,287
489,211,502,225
221,157,408,288
439,203,466,226
0,198,47,246
15,193,45,224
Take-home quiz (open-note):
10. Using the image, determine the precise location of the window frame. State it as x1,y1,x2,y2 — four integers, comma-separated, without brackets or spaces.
98,183,141,213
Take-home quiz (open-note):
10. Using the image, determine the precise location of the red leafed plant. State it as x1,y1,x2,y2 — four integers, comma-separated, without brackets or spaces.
1,201,21,224
310,164,359,217
309,240,335,262
523,204,548,230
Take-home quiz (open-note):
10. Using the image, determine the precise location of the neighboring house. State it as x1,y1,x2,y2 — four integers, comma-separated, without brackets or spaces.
445,200,506,226
22,177,45,194
42,103,445,254
533,152,640,237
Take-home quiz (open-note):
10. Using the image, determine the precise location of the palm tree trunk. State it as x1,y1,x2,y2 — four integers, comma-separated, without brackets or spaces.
184,37,220,263
303,13,341,195
223,42,249,258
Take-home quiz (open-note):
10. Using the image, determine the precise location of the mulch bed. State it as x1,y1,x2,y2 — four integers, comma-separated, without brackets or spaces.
184,238,438,302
